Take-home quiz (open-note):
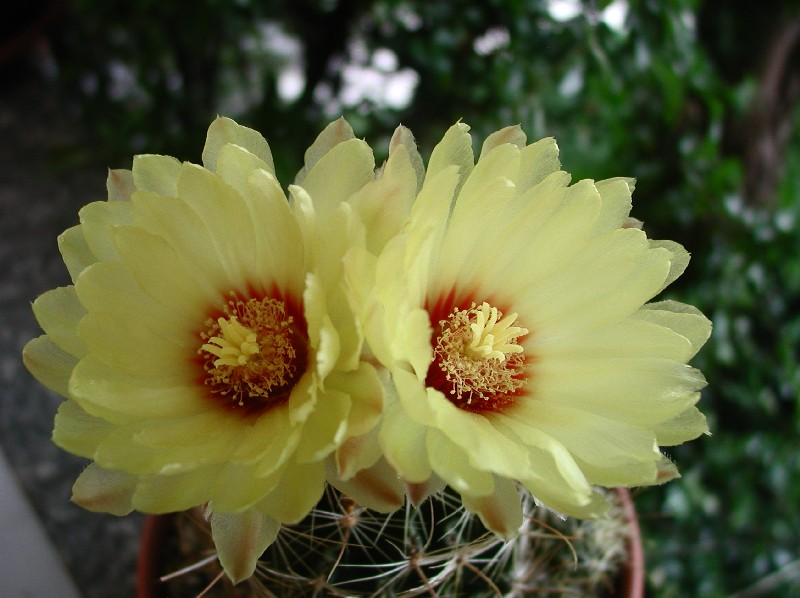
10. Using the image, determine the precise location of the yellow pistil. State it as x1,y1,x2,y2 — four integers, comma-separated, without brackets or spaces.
465,302,528,361
430,302,528,410
198,295,303,409
202,316,260,367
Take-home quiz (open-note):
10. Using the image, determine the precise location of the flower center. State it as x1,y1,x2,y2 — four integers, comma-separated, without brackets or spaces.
427,301,528,413
197,293,307,414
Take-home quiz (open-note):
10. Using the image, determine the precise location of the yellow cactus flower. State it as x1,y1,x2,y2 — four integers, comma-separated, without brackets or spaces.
357,122,711,538
23,117,387,583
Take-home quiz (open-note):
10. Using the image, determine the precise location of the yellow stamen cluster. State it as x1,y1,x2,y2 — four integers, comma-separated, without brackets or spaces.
433,302,528,408
199,295,299,408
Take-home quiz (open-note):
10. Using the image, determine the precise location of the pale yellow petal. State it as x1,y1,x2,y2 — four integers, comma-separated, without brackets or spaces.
325,362,383,439
379,398,432,483
407,165,460,245
533,317,695,363
133,467,219,513
426,428,495,497
529,357,706,426
75,260,191,334
304,274,341,382
427,393,532,481
210,462,286,512
246,169,305,292
491,414,592,497
70,356,210,421
52,400,114,458
516,229,671,336
254,459,326,524
294,388,350,463
470,173,594,296
405,476,446,507
77,310,191,380
512,401,662,486
175,163,258,288
233,403,302,474
111,226,220,318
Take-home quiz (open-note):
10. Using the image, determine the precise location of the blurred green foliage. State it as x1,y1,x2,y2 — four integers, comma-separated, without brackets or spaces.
46,0,800,594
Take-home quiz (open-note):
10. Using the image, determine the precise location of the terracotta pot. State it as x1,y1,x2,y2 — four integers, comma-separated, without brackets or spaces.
137,488,645,597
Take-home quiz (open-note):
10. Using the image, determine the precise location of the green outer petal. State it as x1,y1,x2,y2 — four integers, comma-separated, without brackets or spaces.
335,426,382,480
300,138,375,223
210,508,281,584
515,136,561,195
71,464,136,516
654,406,710,445
203,116,274,174
389,124,425,193
131,154,181,196
295,117,355,185
635,300,712,358
650,239,690,292
480,124,527,157
326,457,404,513
23,336,76,397
58,225,95,282
349,143,417,254
593,177,633,234
461,476,523,541
106,169,135,202
32,286,87,358
425,121,473,193
79,200,132,262
215,143,271,199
